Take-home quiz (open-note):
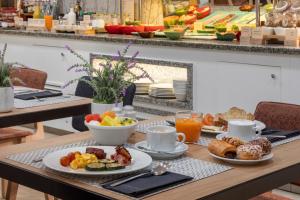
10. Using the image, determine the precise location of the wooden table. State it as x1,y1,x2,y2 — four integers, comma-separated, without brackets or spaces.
0,126,300,200
0,98,91,128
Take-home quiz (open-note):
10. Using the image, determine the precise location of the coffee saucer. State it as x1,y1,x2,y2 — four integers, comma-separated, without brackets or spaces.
216,133,260,141
134,141,188,160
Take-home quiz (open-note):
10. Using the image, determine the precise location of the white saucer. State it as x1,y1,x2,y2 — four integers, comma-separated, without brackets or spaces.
209,152,273,165
134,141,188,160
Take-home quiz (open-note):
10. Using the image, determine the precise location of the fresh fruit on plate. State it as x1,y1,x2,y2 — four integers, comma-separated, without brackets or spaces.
85,111,136,127
193,6,211,19
102,111,116,119
100,116,121,126
178,14,197,25
164,16,180,28
85,114,102,123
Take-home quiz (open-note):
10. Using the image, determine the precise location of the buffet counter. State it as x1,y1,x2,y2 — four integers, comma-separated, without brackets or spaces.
0,28,300,131
1,29,300,55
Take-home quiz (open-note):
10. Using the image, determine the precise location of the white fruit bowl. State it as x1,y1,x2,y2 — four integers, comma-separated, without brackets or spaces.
85,119,138,145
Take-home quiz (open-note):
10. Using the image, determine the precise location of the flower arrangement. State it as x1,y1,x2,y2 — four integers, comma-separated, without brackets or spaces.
65,43,153,104
0,44,11,87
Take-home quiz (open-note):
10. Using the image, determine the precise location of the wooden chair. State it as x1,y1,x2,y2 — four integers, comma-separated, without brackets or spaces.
253,101,300,199
1,67,47,200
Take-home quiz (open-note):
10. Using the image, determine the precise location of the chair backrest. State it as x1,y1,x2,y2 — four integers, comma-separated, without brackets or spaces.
72,76,136,131
254,101,300,131
10,67,48,90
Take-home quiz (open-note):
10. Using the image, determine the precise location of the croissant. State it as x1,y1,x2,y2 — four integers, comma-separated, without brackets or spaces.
208,140,237,158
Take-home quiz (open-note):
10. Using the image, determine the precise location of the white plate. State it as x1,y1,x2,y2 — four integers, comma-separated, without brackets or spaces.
43,146,152,176
134,141,188,160
209,152,273,165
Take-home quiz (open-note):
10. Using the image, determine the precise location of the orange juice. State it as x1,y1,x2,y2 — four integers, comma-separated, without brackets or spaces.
176,118,203,143
44,15,53,31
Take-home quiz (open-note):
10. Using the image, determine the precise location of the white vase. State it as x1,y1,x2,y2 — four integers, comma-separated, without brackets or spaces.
0,87,14,113
91,102,123,114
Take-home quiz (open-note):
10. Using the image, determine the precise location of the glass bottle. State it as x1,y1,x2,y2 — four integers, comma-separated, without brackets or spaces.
33,1,41,19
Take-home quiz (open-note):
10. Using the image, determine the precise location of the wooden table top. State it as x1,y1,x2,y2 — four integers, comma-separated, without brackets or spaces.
0,124,300,199
0,98,91,128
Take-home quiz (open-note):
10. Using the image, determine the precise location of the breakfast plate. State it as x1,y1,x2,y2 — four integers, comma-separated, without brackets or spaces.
43,146,152,176
209,152,274,165
135,141,188,160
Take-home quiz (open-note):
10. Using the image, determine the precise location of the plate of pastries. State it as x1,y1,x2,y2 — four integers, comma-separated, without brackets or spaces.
208,136,273,165
202,107,265,134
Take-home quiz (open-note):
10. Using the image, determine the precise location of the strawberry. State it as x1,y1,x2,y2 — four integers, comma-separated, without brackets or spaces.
85,114,102,123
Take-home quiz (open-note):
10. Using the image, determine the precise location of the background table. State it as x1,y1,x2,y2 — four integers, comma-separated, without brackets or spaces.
0,127,300,200
0,98,91,128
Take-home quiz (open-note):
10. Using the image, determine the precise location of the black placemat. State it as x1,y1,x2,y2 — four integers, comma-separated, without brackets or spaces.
15,90,63,100
103,172,193,198
262,129,300,143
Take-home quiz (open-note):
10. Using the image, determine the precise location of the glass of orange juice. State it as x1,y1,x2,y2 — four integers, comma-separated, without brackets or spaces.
44,15,53,31
175,110,203,143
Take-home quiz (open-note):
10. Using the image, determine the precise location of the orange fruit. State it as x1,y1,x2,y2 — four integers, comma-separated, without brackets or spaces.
102,111,116,119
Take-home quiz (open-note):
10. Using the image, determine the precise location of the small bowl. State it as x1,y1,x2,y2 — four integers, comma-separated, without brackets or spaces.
144,25,164,32
105,25,123,34
216,32,236,41
274,27,286,36
121,25,145,35
85,118,138,145
164,31,185,40
139,32,155,38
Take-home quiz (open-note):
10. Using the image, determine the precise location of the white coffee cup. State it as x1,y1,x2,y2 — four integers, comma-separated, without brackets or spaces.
228,120,260,141
146,125,186,152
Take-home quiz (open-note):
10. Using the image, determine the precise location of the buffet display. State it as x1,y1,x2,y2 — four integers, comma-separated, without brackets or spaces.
1,0,300,47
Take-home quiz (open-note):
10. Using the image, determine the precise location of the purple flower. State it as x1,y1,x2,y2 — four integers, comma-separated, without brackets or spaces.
127,61,136,69
75,68,89,73
122,87,127,97
131,51,139,59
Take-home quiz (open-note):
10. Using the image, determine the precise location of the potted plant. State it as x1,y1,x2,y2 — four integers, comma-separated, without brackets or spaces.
0,44,14,113
65,43,153,113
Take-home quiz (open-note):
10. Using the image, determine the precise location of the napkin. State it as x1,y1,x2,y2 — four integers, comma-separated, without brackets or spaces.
103,172,193,198
261,129,300,143
15,91,63,100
